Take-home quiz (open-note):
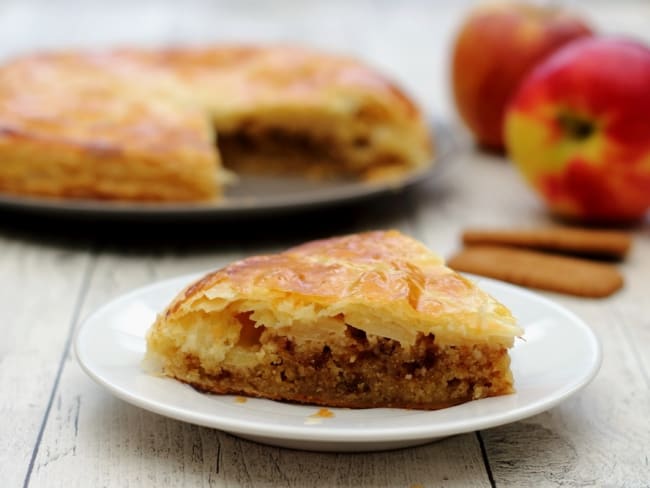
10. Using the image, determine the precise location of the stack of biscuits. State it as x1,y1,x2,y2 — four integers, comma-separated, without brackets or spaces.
448,227,632,298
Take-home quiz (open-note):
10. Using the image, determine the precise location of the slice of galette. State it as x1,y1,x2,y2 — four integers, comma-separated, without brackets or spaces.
145,230,522,409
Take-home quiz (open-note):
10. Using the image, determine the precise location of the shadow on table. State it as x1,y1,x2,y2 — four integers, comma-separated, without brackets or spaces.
0,183,452,254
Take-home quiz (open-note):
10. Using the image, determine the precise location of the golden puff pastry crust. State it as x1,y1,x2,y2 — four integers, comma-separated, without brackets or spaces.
0,52,221,201
0,46,433,201
146,231,522,410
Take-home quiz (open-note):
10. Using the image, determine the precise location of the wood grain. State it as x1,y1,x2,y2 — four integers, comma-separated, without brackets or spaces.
0,235,91,487
1,1,650,487
483,298,650,486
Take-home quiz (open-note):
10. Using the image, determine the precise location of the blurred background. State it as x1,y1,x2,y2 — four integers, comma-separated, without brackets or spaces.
3,0,648,126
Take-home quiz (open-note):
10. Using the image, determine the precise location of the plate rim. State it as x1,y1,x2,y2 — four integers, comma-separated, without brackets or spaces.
74,272,602,443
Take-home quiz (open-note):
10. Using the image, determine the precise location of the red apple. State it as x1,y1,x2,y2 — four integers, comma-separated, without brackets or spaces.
505,37,650,222
452,1,593,150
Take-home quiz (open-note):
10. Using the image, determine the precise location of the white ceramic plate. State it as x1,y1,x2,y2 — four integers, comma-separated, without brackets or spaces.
75,273,602,452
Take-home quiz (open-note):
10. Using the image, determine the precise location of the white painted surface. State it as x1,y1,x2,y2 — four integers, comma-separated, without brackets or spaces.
1,1,649,486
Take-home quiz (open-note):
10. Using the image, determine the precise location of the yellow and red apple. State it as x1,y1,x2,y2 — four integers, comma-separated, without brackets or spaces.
505,37,650,222
452,1,592,150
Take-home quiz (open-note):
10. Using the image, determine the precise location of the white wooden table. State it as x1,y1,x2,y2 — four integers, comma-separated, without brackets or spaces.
1,1,649,486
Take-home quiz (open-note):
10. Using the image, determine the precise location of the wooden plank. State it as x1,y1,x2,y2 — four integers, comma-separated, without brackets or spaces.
482,296,650,487
0,233,92,488
614,234,650,383
25,248,243,486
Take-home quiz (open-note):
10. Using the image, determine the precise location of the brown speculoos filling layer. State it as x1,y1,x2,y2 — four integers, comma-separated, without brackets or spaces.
169,324,513,410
